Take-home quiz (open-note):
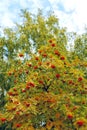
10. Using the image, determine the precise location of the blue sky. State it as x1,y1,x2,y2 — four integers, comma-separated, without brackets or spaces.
0,0,87,33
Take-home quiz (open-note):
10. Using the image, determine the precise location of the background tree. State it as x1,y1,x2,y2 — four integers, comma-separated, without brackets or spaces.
74,32,87,60
69,31,87,79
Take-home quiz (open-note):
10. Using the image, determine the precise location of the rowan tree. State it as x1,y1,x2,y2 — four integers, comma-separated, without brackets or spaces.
0,10,87,130
0,38,87,130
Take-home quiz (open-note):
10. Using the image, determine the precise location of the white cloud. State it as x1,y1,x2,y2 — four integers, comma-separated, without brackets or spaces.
0,0,16,28
61,0,77,11
62,0,87,31
0,0,87,33
49,0,87,33
19,0,29,8
32,0,43,8
1,13,15,27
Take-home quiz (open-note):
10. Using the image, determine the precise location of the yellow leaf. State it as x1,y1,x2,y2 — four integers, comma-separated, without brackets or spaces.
46,121,53,130
27,126,35,130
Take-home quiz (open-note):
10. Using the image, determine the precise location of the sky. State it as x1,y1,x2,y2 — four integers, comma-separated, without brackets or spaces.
0,0,87,34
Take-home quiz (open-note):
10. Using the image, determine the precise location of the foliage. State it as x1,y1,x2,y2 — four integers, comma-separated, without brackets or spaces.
69,31,87,78
74,33,87,60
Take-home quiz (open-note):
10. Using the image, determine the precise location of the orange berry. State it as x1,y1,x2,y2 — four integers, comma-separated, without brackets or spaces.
38,49,42,53
19,53,24,57
48,39,53,43
8,72,12,76
55,113,60,118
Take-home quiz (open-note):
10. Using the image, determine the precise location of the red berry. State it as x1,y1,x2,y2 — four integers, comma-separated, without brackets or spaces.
73,106,78,111
78,77,83,82
30,82,35,87
35,97,39,101
51,43,56,47
42,53,47,57
8,92,13,96
38,80,44,84
67,114,73,119
35,57,39,60
76,120,85,127
38,62,42,66
68,80,73,85
27,82,35,87
8,72,12,76
26,103,30,107
60,56,65,60
62,80,66,83
22,89,26,92
16,123,22,128
34,66,38,69
1,118,6,122
46,62,50,65
27,63,32,67
25,70,29,74
56,74,60,79
54,50,60,56
13,88,17,91
26,85,30,89
48,39,53,43
51,65,56,69
16,111,20,115
12,107,16,111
